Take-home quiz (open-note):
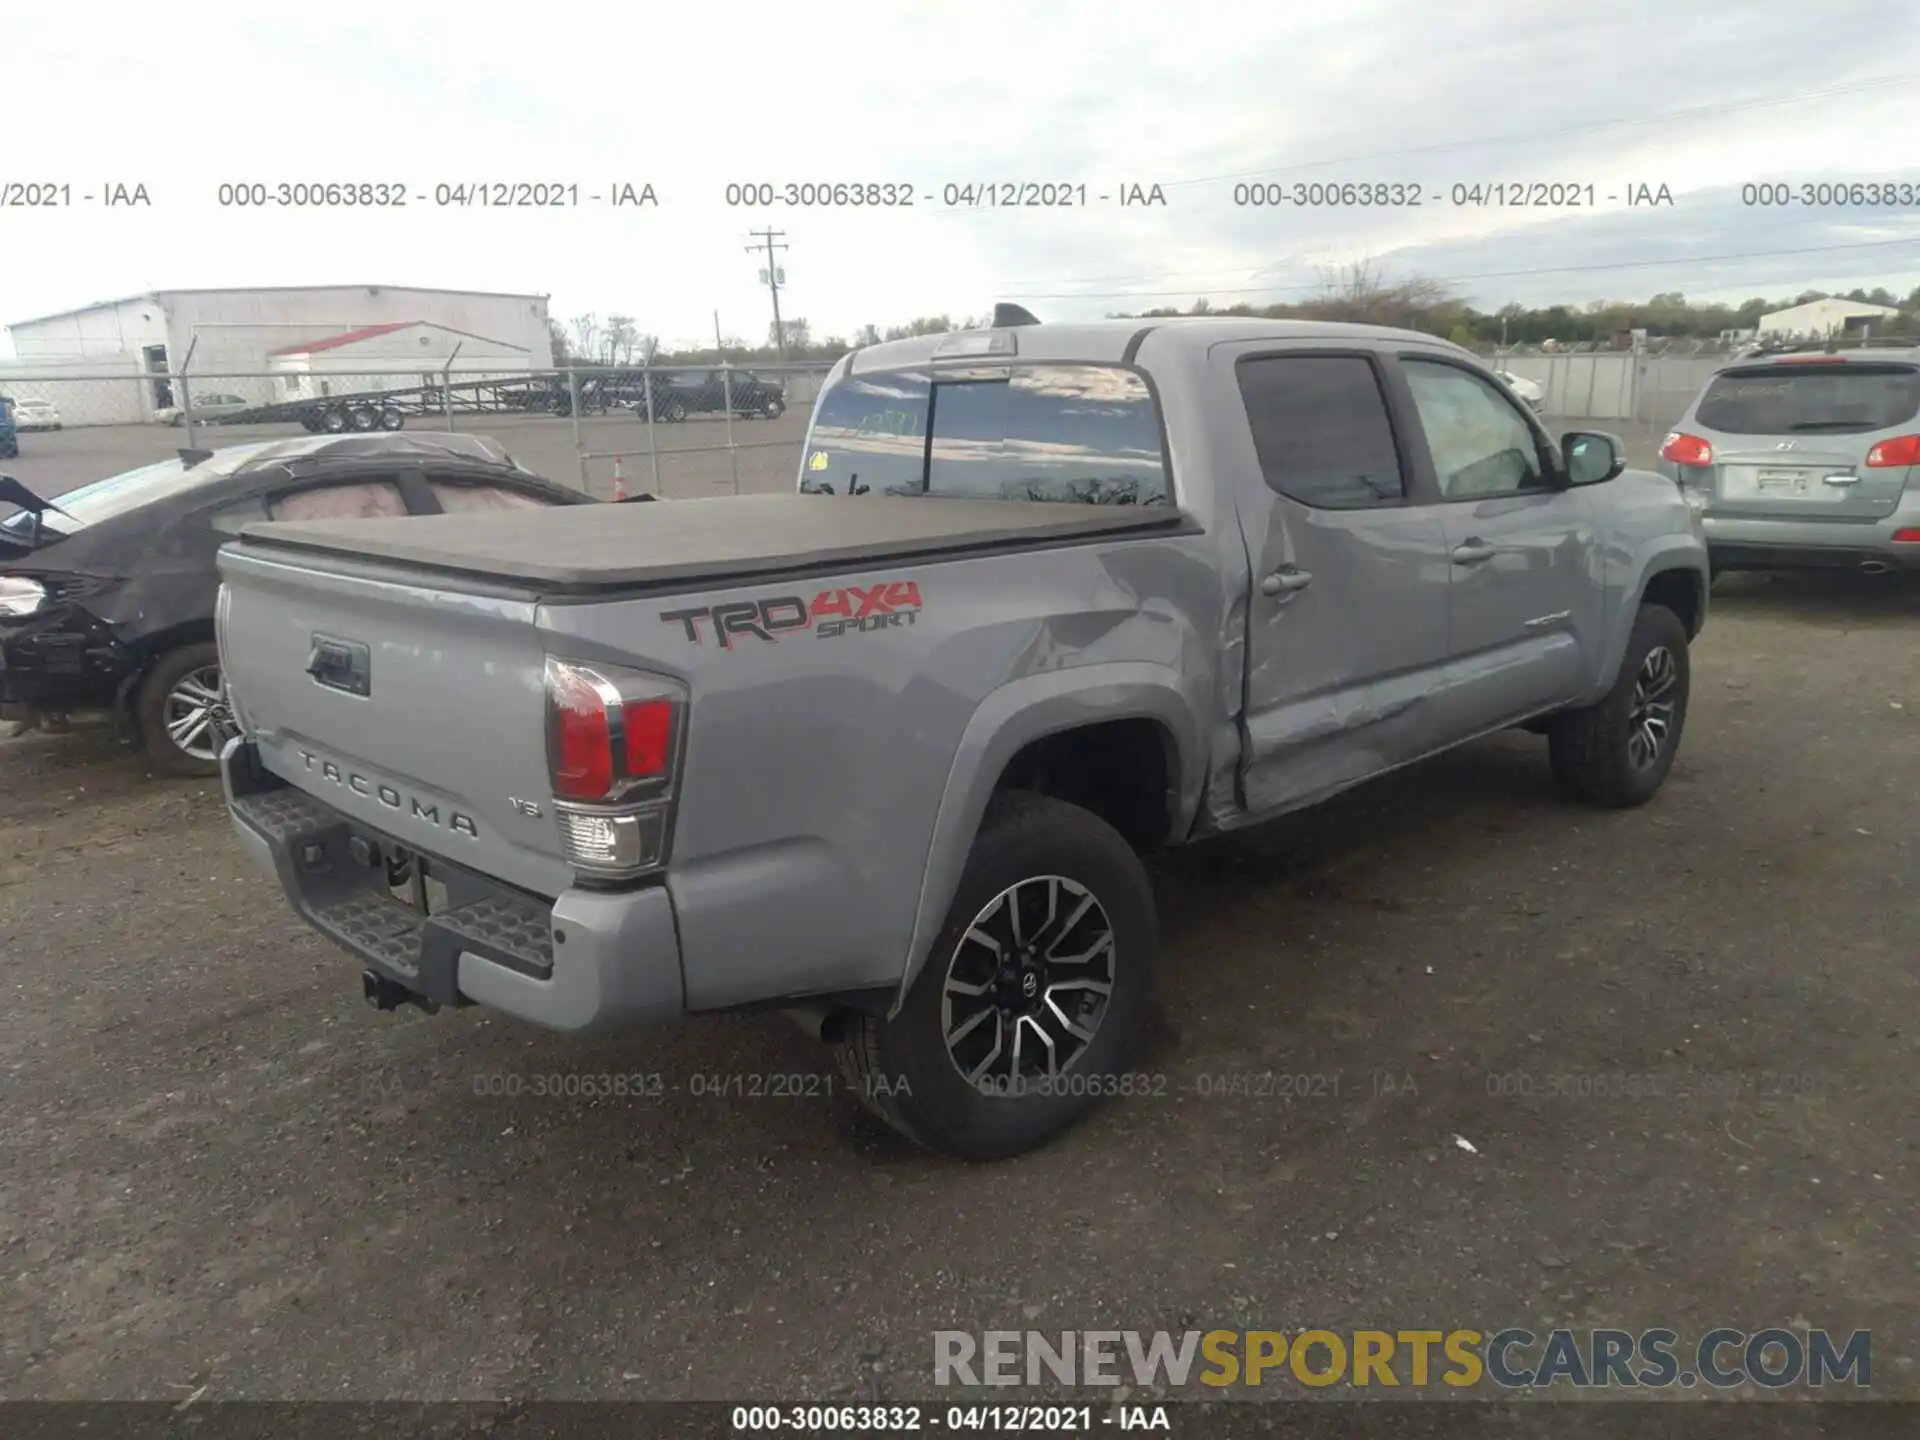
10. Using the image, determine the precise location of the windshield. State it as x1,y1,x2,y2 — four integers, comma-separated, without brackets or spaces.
0,451,257,542
1694,363,1920,436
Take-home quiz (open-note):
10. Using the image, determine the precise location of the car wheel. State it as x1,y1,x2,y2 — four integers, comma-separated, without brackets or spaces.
662,400,687,423
348,404,379,432
762,397,785,419
133,643,233,778
319,406,349,434
1548,604,1690,809
378,406,405,430
834,791,1157,1160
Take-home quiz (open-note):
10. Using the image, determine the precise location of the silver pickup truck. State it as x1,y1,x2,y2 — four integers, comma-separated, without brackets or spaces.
215,317,1709,1159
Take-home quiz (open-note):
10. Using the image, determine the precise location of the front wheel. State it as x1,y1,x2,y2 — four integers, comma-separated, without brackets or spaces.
1547,603,1690,808
133,642,234,778
835,791,1157,1160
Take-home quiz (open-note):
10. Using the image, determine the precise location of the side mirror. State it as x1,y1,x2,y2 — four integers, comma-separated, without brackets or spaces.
1562,430,1626,486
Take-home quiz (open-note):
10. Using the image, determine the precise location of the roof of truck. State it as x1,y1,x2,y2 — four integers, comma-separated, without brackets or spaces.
846,317,1470,372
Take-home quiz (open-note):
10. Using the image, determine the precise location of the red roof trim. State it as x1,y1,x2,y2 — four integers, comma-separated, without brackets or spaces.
268,321,424,356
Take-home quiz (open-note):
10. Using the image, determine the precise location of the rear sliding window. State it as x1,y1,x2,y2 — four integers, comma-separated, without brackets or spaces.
1694,364,1920,436
803,364,1171,504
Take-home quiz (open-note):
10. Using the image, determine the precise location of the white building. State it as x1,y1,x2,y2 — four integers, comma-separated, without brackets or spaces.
1,285,553,424
1756,297,1902,342
265,320,535,403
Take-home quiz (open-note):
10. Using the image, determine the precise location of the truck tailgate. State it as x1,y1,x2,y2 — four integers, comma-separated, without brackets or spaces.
217,544,570,898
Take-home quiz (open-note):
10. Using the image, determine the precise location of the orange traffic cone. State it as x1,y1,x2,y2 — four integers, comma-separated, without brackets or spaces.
612,456,627,501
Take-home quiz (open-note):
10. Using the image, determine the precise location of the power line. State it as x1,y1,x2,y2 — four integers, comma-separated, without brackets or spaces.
995,237,1920,303
745,228,788,362
923,72,1916,217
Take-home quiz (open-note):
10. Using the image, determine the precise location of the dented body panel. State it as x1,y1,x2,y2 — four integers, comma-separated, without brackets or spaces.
213,318,1708,1032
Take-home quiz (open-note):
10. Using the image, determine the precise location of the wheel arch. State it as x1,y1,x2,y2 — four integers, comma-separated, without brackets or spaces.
894,664,1204,1011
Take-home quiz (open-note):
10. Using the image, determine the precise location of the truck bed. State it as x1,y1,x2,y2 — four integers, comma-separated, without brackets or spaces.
236,493,1195,595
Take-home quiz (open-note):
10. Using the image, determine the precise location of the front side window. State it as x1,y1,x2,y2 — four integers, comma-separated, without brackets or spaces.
1403,360,1547,500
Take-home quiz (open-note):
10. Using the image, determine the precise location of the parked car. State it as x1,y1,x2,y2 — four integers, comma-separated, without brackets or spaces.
0,399,16,459
12,398,61,431
1658,346,1920,575
633,369,787,422
1494,369,1545,413
213,317,1707,1160
0,432,603,775
154,392,253,425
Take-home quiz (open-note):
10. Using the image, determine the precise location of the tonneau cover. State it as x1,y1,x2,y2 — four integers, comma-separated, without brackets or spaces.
237,493,1194,593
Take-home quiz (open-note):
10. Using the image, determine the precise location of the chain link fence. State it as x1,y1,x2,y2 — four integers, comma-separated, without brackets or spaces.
0,360,837,502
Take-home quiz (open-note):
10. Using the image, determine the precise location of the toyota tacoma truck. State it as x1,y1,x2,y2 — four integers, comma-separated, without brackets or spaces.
214,317,1708,1160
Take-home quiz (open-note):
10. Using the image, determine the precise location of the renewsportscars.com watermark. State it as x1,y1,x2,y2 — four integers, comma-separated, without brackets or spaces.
934,1328,1871,1391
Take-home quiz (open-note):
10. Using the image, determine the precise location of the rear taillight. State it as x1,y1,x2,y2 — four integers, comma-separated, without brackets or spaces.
544,657,687,879
1893,528,1920,544
1660,432,1713,466
1864,434,1920,468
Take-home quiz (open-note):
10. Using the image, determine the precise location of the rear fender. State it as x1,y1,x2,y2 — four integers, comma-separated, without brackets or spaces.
895,662,1203,1010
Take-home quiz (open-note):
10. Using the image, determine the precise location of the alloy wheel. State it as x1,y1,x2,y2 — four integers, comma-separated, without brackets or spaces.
940,874,1116,1088
163,664,234,763
1627,645,1679,771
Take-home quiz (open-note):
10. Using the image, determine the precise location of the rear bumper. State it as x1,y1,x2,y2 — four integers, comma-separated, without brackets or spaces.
221,737,685,1032
1703,507,1920,571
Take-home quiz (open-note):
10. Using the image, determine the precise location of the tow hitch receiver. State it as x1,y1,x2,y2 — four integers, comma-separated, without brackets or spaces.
362,969,440,1014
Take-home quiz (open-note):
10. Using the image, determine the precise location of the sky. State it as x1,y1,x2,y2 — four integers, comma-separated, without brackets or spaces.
4,0,1920,357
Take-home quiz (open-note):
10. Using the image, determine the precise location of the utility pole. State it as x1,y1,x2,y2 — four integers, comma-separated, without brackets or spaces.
745,229,788,363
714,310,723,353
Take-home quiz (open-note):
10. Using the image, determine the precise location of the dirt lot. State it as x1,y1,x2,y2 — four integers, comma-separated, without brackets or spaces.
0,562,1915,1406
2,411,817,509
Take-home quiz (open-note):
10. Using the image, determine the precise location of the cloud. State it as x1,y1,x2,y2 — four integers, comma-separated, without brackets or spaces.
2,0,1918,354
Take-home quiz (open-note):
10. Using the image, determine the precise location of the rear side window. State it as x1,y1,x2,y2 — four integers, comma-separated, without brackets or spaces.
428,479,556,511
1235,355,1406,508
268,481,407,521
1694,364,1920,435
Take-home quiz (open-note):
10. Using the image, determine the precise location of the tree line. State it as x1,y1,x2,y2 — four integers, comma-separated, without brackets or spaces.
547,266,1920,368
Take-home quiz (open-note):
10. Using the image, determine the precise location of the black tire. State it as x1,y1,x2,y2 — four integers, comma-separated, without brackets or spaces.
1547,604,1690,808
379,406,405,430
662,399,686,423
133,642,230,778
321,406,349,434
762,397,785,419
834,791,1157,1160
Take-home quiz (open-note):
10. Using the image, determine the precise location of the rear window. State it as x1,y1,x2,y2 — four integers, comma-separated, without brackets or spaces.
803,364,1171,504
1694,364,1920,436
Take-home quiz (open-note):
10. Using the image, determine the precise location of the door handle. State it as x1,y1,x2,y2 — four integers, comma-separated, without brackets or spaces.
1451,538,1497,565
1260,567,1313,597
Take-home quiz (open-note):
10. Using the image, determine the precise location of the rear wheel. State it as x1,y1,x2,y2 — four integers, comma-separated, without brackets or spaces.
133,642,233,778
762,396,785,419
661,399,687,423
834,792,1156,1160
320,406,349,434
348,404,379,432
1548,604,1690,808
378,406,405,430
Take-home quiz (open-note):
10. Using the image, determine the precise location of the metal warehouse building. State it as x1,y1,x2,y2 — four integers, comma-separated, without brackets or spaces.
2,285,554,425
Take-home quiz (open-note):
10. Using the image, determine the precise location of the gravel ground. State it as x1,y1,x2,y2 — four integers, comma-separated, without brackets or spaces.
0,566,1915,1404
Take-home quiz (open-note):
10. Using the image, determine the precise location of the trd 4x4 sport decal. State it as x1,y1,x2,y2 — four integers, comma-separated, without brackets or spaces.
660,580,923,648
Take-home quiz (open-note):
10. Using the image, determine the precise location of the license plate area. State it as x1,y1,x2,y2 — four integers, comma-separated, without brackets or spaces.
384,847,452,916
1755,468,1811,493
